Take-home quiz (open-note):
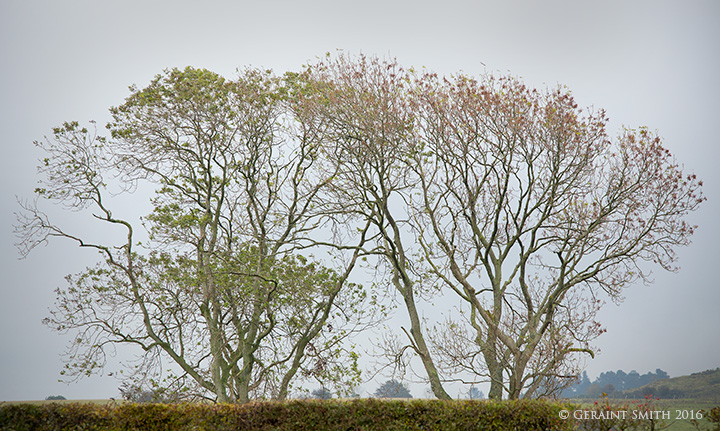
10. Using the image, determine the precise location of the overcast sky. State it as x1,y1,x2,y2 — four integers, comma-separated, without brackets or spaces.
1,0,718,401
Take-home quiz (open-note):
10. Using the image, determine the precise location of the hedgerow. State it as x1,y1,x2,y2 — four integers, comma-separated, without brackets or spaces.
0,399,576,430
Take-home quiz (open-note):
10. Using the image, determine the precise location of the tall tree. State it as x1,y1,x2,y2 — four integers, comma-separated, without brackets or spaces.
410,71,704,399
18,57,704,402
18,67,370,403
291,54,451,400
289,54,703,400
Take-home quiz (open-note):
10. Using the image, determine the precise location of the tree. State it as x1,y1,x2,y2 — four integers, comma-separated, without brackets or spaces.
18,67,372,403
584,383,602,399
408,70,704,399
291,54,451,400
600,384,616,396
294,55,703,400
311,387,333,399
18,56,704,403
467,386,484,400
561,370,591,398
119,382,180,403
374,379,412,398
45,395,67,401
655,369,669,380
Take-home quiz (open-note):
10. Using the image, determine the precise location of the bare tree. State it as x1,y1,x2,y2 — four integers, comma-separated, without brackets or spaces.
17,67,371,403
411,71,704,399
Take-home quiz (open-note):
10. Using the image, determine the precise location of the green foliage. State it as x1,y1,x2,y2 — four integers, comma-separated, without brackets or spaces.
23,64,374,403
693,406,720,431
0,399,576,431
0,402,108,431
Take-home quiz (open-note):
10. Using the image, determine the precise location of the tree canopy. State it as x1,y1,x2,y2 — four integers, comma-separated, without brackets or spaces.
18,55,704,402
20,66,373,403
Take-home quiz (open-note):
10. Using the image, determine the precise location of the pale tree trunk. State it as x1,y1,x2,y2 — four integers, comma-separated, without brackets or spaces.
484,331,504,400
385,213,451,400
401,284,450,400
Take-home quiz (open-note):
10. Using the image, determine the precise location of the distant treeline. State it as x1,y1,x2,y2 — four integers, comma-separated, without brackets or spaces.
561,369,670,398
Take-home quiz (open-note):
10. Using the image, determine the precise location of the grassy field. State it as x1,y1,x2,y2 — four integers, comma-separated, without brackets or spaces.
657,400,717,431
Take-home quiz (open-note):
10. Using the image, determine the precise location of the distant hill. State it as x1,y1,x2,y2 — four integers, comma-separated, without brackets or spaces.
620,368,720,401
561,368,670,398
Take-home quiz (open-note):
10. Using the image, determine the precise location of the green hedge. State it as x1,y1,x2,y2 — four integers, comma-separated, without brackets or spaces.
0,399,576,431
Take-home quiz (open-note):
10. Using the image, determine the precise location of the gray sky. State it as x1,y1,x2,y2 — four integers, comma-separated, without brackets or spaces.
1,0,718,401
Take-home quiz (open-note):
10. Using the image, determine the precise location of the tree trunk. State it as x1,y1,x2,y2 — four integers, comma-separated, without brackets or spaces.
203,303,229,403
484,334,504,400
394,275,451,400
